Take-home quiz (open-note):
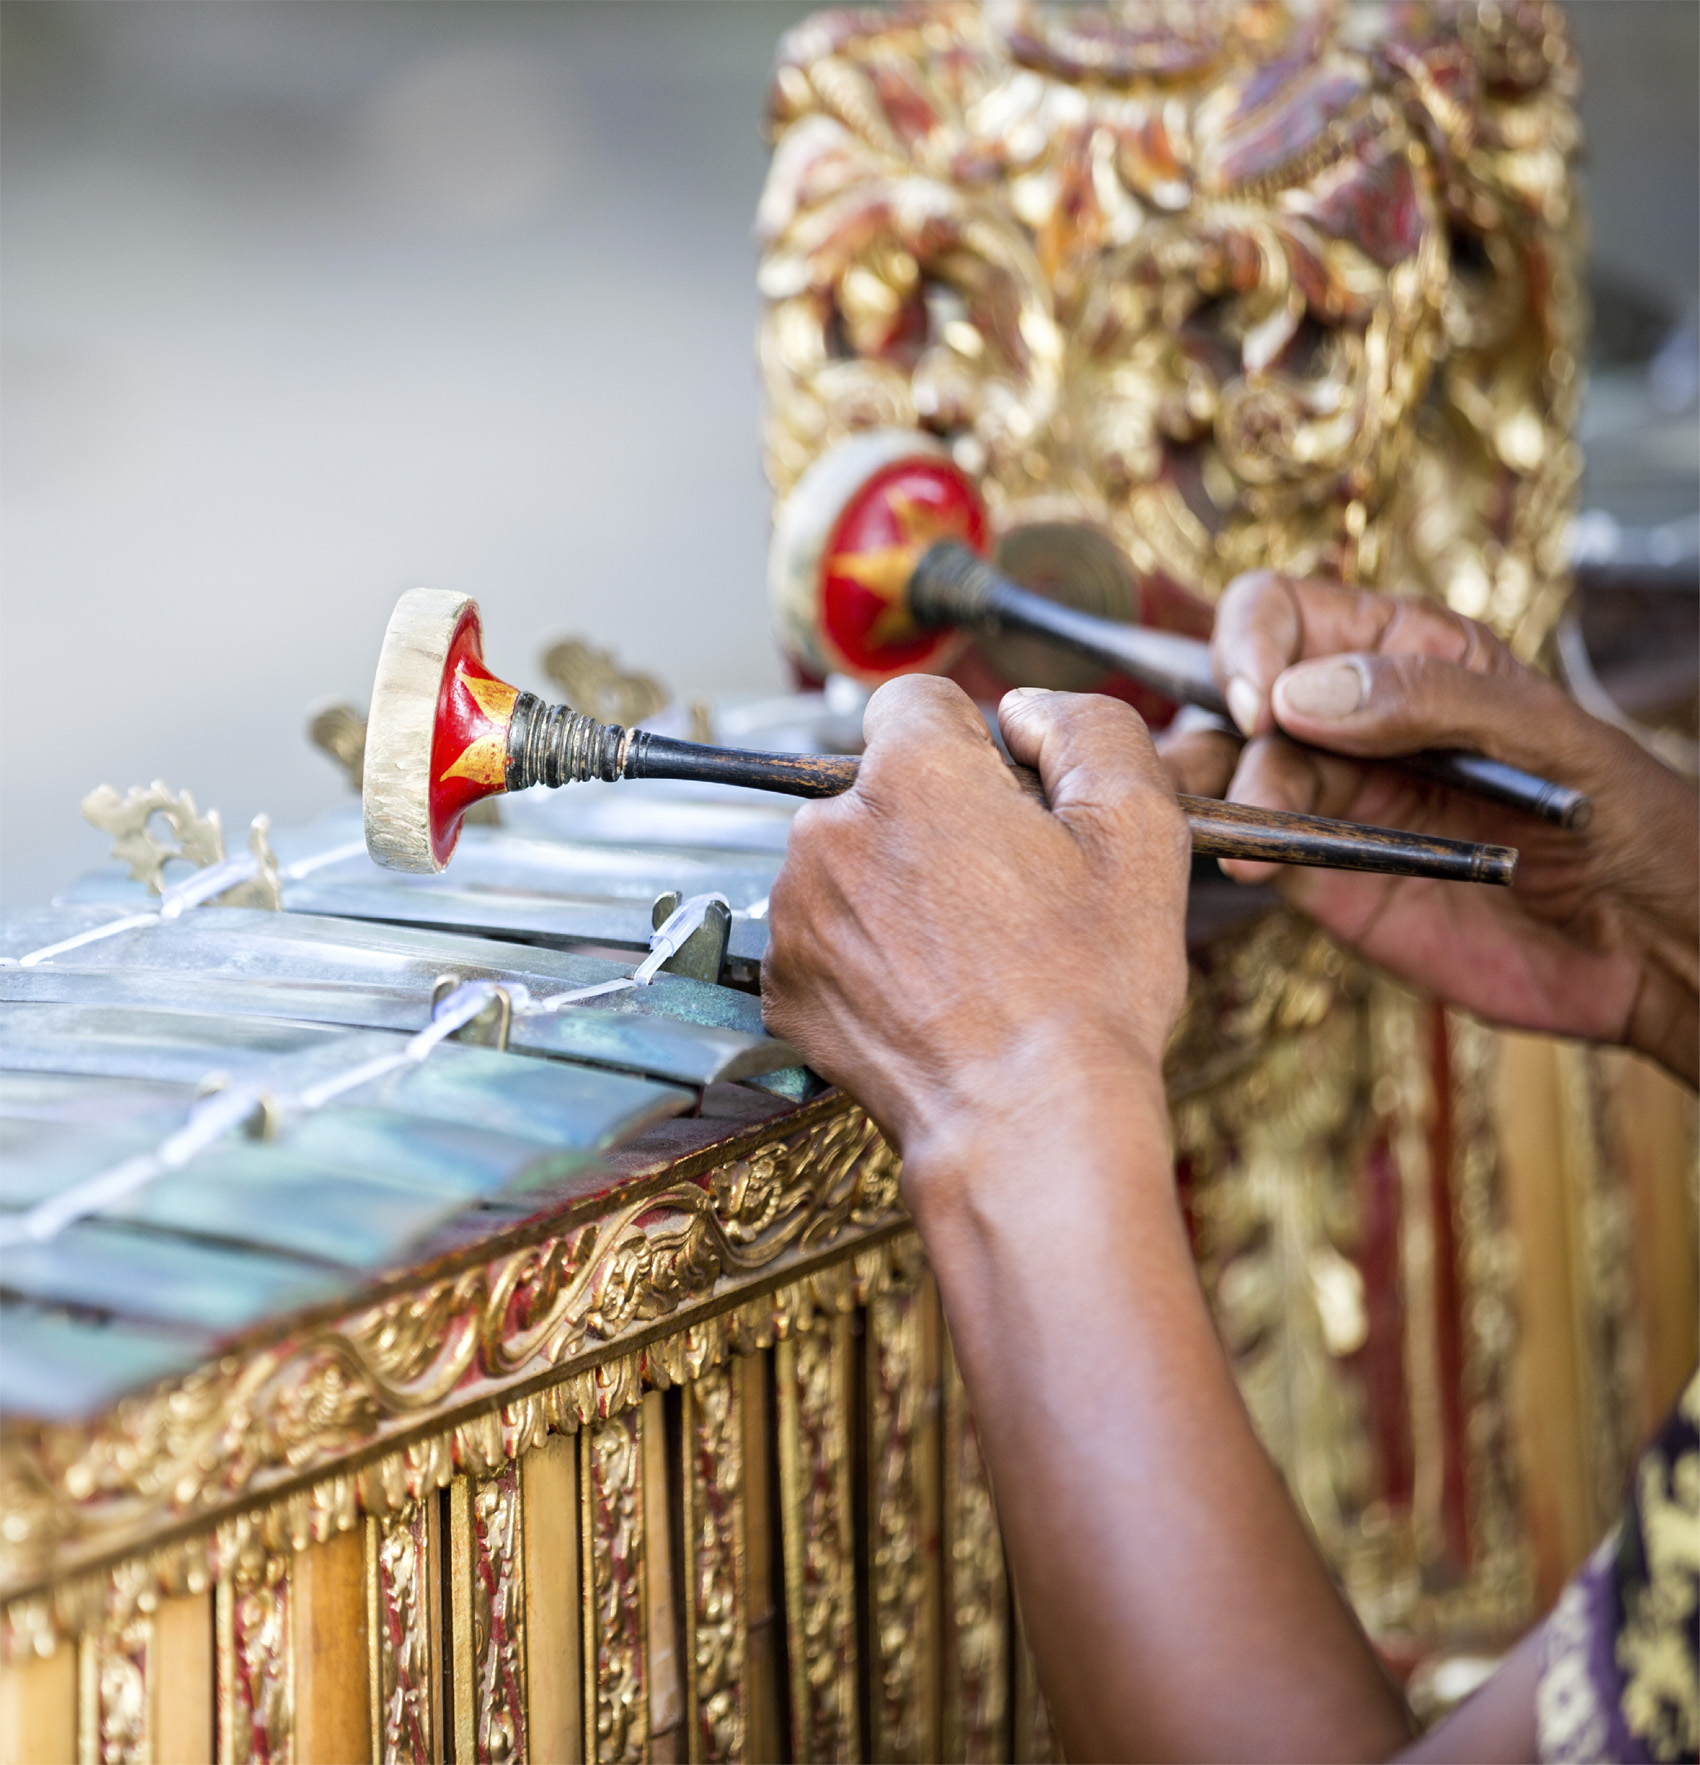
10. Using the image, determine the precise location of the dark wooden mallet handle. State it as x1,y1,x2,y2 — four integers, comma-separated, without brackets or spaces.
907,542,1593,832
625,733,1516,886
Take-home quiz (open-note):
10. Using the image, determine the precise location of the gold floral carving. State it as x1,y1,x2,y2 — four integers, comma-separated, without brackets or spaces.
759,0,1583,655
866,1246,938,1763
216,1543,291,1765
1176,971,1533,1654
1,1101,903,1612
683,1361,745,1764
367,1498,436,1765
942,1344,1008,1765
463,1463,527,1765
583,1412,647,1765
79,1610,151,1765
1177,990,1378,1556
541,637,671,729
777,1316,859,1764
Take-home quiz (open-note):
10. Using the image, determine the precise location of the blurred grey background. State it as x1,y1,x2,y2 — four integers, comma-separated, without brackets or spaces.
2,1,1696,905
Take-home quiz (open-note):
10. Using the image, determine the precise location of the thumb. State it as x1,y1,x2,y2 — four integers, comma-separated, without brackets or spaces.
1270,651,1610,789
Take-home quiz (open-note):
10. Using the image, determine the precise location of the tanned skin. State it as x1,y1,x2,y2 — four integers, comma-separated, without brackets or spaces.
760,574,1698,1762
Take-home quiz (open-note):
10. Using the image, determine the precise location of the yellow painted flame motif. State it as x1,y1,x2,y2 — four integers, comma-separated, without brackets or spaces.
439,666,518,789
831,489,977,646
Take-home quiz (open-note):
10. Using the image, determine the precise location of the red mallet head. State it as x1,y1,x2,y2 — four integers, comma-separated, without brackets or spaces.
364,588,521,873
768,431,990,684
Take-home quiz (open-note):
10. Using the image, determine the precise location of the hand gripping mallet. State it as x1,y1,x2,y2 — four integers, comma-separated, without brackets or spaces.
362,587,1516,886
768,430,1591,832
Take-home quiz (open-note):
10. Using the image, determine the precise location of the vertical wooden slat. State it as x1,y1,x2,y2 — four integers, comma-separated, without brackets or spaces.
582,1409,648,1764
366,1498,439,1765
865,1270,940,1763
0,1643,77,1765
941,1334,1007,1765
154,1591,214,1765
682,1360,745,1764
448,1478,475,1765
776,1316,859,1764
1496,1031,1597,1605
524,1434,583,1765
740,1353,781,1765
293,1530,368,1765
1597,1045,1700,1434
642,1393,683,1764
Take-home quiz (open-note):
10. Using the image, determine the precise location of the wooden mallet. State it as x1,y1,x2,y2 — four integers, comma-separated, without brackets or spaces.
769,430,1591,831
362,588,1517,887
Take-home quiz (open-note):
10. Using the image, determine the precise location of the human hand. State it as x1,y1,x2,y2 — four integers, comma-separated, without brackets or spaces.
761,675,1192,1187
1160,571,1699,1085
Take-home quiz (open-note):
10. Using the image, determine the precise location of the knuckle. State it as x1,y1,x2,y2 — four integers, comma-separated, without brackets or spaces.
1220,567,1287,616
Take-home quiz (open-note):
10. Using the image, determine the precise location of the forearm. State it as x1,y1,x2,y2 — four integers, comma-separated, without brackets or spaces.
906,1068,1414,1762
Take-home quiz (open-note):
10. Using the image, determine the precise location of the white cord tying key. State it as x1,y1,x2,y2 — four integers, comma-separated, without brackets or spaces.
0,884,716,1242
0,838,371,971
0,853,265,971
632,893,730,986
0,978,511,1249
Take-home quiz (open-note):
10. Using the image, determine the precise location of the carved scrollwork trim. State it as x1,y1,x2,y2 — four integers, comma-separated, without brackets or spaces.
2,1103,903,1625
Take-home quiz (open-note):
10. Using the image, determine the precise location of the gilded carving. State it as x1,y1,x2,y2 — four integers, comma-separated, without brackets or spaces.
1178,993,1378,1559
80,781,281,910
583,1413,648,1765
683,1362,745,1764
368,1499,435,1765
79,1611,151,1765
866,1253,937,1763
1446,1009,1530,1624
1,1101,905,1609
468,1463,528,1765
942,1346,1008,1764
216,1543,291,1765
777,1319,859,1764
1565,1047,1646,1531
1176,971,1534,1653
759,1,1582,654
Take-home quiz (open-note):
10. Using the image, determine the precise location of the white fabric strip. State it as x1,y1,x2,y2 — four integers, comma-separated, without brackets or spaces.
158,852,260,916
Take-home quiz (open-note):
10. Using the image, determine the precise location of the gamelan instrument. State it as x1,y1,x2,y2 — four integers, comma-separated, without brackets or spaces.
768,432,1593,833
363,586,1519,887
0,752,878,1760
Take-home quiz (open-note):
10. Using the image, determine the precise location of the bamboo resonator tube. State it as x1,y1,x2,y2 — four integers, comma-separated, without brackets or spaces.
768,430,1592,832
363,588,1517,887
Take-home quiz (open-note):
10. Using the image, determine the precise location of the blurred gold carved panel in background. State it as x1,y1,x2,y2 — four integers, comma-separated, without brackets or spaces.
758,0,1584,660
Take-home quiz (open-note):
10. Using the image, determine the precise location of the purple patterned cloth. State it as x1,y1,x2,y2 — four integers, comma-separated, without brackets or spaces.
1537,1374,1699,1764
